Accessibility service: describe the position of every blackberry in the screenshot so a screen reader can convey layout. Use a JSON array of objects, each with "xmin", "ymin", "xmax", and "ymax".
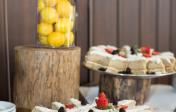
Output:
[
  {"xmin": 119, "ymin": 108, "xmax": 126, "ymax": 112},
  {"xmin": 126, "ymin": 67, "xmax": 132, "ymax": 74},
  {"xmin": 99, "ymin": 68, "xmax": 107, "ymax": 71},
  {"xmin": 111, "ymin": 50, "xmax": 119, "ymax": 55},
  {"xmin": 147, "ymin": 72, "xmax": 155, "ymax": 75},
  {"xmin": 58, "ymin": 107, "xmax": 65, "ymax": 112},
  {"xmin": 88, "ymin": 109, "xmax": 94, "ymax": 112}
]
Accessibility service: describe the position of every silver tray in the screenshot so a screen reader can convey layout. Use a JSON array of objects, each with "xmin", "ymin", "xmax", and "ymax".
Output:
[{"xmin": 84, "ymin": 62, "xmax": 176, "ymax": 79}]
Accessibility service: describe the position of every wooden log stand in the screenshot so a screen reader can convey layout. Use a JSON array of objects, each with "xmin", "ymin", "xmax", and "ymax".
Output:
[
  {"xmin": 13, "ymin": 46, "xmax": 81, "ymax": 112},
  {"xmin": 99, "ymin": 74, "xmax": 151, "ymax": 105}
]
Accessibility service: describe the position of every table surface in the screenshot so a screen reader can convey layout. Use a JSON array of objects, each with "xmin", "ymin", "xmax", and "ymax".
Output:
[{"xmin": 80, "ymin": 84, "xmax": 176, "ymax": 112}]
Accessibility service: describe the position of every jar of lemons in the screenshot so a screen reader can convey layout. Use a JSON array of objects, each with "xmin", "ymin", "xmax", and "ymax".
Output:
[{"xmin": 37, "ymin": 0, "xmax": 76, "ymax": 48}]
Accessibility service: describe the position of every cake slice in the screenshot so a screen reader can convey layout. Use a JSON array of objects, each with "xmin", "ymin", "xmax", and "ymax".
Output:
[
  {"xmin": 147, "ymin": 56, "xmax": 166, "ymax": 74},
  {"xmin": 106, "ymin": 56, "xmax": 128, "ymax": 74},
  {"xmin": 127, "ymin": 56, "xmax": 148, "ymax": 75},
  {"xmin": 160, "ymin": 52, "xmax": 176, "ymax": 73}
]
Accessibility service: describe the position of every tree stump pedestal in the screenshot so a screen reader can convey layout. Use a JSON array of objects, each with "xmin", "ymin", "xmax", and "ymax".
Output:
[
  {"xmin": 99, "ymin": 74, "xmax": 151, "ymax": 105},
  {"xmin": 13, "ymin": 46, "xmax": 81, "ymax": 112}
]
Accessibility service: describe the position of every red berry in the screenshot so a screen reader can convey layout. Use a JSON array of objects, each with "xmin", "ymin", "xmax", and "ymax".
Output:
[
  {"xmin": 143, "ymin": 53, "xmax": 151, "ymax": 58},
  {"xmin": 141, "ymin": 46, "xmax": 151, "ymax": 54},
  {"xmin": 105, "ymin": 48, "xmax": 113, "ymax": 54},
  {"xmin": 119, "ymin": 105, "xmax": 128, "ymax": 110},
  {"xmin": 99, "ymin": 92, "xmax": 106, "ymax": 98},
  {"xmin": 96, "ymin": 92, "xmax": 109, "ymax": 109},
  {"xmin": 153, "ymin": 51, "xmax": 160, "ymax": 55},
  {"xmin": 65, "ymin": 104, "xmax": 74, "ymax": 109}
]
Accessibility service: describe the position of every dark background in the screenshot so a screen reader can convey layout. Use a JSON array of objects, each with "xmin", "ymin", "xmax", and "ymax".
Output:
[{"xmin": 0, "ymin": 0, "xmax": 176, "ymax": 101}]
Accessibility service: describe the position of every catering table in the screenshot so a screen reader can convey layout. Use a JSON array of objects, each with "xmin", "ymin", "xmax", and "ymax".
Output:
[{"xmin": 80, "ymin": 84, "xmax": 176, "ymax": 112}]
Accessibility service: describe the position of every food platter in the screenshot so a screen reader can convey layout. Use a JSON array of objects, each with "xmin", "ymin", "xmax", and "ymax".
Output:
[{"xmin": 84, "ymin": 62, "xmax": 176, "ymax": 79}]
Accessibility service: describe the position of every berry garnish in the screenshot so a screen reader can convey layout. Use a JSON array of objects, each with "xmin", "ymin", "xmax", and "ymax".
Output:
[
  {"xmin": 141, "ymin": 46, "xmax": 151, "ymax": 54},
  {"xmin": 130, "ymin": 47, "xmax": 136, "ymax": 55},
  {"xmin": 58, "ymin": 107, "xmax": 65, "ymax": 112},
  {"xmin": 65, "ymin": 104, "xmax": 74, "ymax": 109},
  {"xmin": 98, "ymin": 68, "xmax": 107, "ymax": 71},
  {"xmin": 147, "ymin": 72, "xmax": 155, "ymax": 75},
  {"xmin": 112, "ymin": 50, "xmax": 119, "ymax": 55},
  {"xmin": 119, "ymin": 108, "xmax": 126, "ymax": 112},
  {"xmin": 126, "ymin": 67, "xmax": 132, "ymax": 74},
  {"xmin": 88, "ymin": 109, "xmax": 94, "ymax": 112},
  {"xmin": 96, "ymin": 92, "xmax": 109, "ymax": 109},
  {"xmin": 143, "ymin": 53, "xmax": 151, "ymax": 58},
  {"xmin": 105, "ymin": 48, "xmax": 113, "ymax": 54},
  {"xmin": 152, "ymin": 51, "xmax": 160, "ymax": 55}
]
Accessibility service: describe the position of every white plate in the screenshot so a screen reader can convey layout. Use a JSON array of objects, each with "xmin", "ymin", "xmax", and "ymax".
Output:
[{"xmin": 0, "ymin": 101, "xmax": 16, "ymax": 112}]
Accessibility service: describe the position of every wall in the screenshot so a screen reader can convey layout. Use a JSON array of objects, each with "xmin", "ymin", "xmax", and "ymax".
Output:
[{"xmin": 0, "ymin": 0, "xmax": 176, "ymax": 100}]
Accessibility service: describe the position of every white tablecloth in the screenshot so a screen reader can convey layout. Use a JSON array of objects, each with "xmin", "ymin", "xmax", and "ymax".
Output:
[{"xmin": 80, "ymin": 85, "xmax": 176, "ymax": 112}]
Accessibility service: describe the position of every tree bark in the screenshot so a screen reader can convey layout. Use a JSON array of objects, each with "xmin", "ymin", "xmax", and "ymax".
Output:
[
  {"xmin": 13, "ymin": 46, "xmax": 81, "ymax": 111},
  {"xmin": 99, "ymin": 74, "xmax": 151, "ymax": 105}
]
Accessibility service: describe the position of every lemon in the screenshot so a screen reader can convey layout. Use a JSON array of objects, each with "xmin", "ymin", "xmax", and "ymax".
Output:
[
  {"xmin": 38, "ymin": 22, "xmax": 53, "ymax": 36},
  {"xmin": 44, "ymin": 0, "xmax": 57, "ymax": 7},
  {"xmin": 38, "ymin": 0, "xmax": 45, "ymax": 12},
  {"xmin": 56, "ymin": 0, "xmax": 74, "ymax": 18},
  {"xmin": 64, "ymin": 32, "xmax": 74, "ymax": 46},
  {"xmin": 48, "ymin": 32, "xmax": 65, "ymax": 47},
  {"xmin": 38, "ymin": 35, "xmax": 48, "ymax": 45},
  {"xmin": 41, "ymin": 7, "xmax": 58, "ymax": 24},
  {"xmin": 55, "ymin": 18, "xmax": 73, "ymax": 33}
]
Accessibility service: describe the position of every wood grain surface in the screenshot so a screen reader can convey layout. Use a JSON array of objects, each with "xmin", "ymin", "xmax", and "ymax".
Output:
[
  {"xmin": 13, "ymin": 46, "xmax": 81, "ymax": 111},
  {"xmin": 99, "ymin": 74, "xmax": 151, "ymax": 105}
]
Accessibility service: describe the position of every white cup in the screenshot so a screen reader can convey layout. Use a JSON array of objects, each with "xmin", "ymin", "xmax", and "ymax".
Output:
[{"xmin": 0, "ymin": 101, "xmax": 16, "ymax": 112}]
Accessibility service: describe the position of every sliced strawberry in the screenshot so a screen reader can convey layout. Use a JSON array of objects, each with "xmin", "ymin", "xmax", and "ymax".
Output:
[
  {"xmin": 119, "ymin": 105, "xmax": 128, "ymax": 110},
  {"xmin": 105, "ymin": 48, "xmax": 113, "ymax": 54},
  {"xmin": 65, "ymin": 104, "xmax": 74, "ymax": 109},
  {"xmin": 143, "ymin": 53, "xmax": 151, "ymax": 58},
  {"xmin": 153, "ymin": 51, "xmax": 160, "ymax": 55}
]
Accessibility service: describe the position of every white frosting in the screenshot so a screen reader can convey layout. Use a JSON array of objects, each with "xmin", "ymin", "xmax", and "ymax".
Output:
[
  {"xmin": 89, "ymin": 50, "xmax": 113, "ymax": 58},
  {"xmin": 52, "ymin": 102, "xmax": 65, "ymax": 110},
  {"xmin": 148, "ymin": 56, "xmax": 162, "ymax": 64},
  {"xmin": 160, "ymin": 52, "xmax": 174, "ymax": 57},
  {"xmin": 69, "ymin": 98, "xmax": 81, "ymax": 107},
  {"xmin": 32, "ymin": 106, "xmax": 57, "ymax": 112},
  {"xmin": 127, "ymin": 55, "xmax": 146, "ymax": 61},
  {"xmin": 111, "ymin": 55, "xmax": 127, "ymax": 61}
]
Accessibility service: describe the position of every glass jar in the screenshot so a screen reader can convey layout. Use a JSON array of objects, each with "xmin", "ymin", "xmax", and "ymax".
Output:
[{"xmin": 37, "ymin": 0, "xmax": 76, "ymax": 48}]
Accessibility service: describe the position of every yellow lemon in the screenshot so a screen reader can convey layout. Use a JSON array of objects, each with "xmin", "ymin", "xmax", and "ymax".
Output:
[
  {"xmin": 56, "ymin": 0, "xmax": 74, "ymax": 18},
  {"xmin": 41, "ymin": 7, "xmax": 58, "ymax": 24},
  {"xmin": 38, "ymin": 22, "xmax": 53, "ymax": 36},
  {"xmin": 38, "ymin": 0, "xmax": 45, "ymax": 12},
  {"xmin": 38, "ymin": 35, "xmax": 48, "ymax": 45},
  {"xmin": 48, "ymin": 32, "xmax": 65, "ymax": 47},
  {"xmin": 55, "ymin": 18, "xmax": 73, "ymax": 33},
  {"xmin": 44, "ymin": 0, "xmax": 57, "ymax": 7},
  {"xmin": 64, "ymin": 32, "xmax": 74, "ymax": 46}
]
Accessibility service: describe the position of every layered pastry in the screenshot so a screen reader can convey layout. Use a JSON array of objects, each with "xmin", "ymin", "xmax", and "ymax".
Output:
[
  {"xmin": 32, "ymin": 92, "xmax": 153, "ymax": 112},
  {"xmin": 147, "ymin": 56, "xmax": 166, "ymax": 73},
  {"xmin": 84, "ymin": 45, "xmax": 115, "ymax": 70},
  {"xmin": 84, "ymin": 45, "xmax": 176, "ymax": 75}
]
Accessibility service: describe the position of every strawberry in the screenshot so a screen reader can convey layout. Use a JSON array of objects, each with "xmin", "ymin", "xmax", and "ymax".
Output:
[
  {"xmin": 105, "ymin": 48, "xmax": 113, "ymax": 54},
  {"xmin": 65, "ymin": 104, "xmax": 74, "ymax": 109},
  {"xmin": 141, "ymin": 46, "xmax": 151, "ymax": 54},
  {"xmin": 143, "ymin": 53, "xmax": 151, "ymax": 58},
  {"xmin": 96, "ymin": 92, "xmax": 109, "ymax": 109},
  {"xmin": 152, "ymin": 51, "xmax": 160, "ymax": 55},
  {"xmin": 98, "ymin": 92, "xmax": 106, "ymax": 98}
]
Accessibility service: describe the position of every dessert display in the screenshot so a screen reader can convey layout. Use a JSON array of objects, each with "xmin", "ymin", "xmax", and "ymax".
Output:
[
  {"xmin": 84, "ymin": 45, "xmax": 176, "ymax": 76},
  {"xmin": 32, "ymin": 92, "xmax": 153, "ymax": 112},
  {"xmin": 37, "ymin": 0, "xmax": 76, "ymax": 48}
]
